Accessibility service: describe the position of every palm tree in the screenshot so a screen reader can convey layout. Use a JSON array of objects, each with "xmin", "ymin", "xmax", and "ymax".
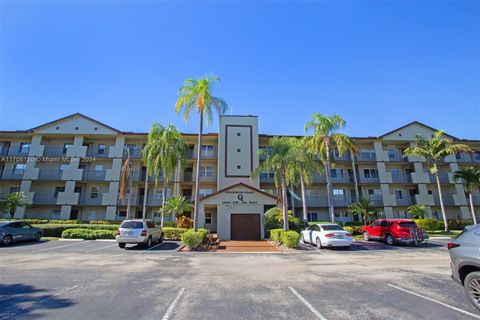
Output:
[
  {"xmin": 0, "ymin": 192, "xmax": 31, "ymax": 219},
  {"xmin": 286, "ymin": 137, "xmax": 323, "ymax": 226},
  {"xmin": 119, "ymin": 147, "xmax": 133, "ymax": 219},
  {"xmin": 175, "ymin": 75, "xmax": 228, "ymax": 231},
  {"xmin": 348, "ymin": 197, "xmax": 378, "ymax": 225},
  {"xmin": 143, "ymin": 123, "xmax": 189, "ymax": 226},
  {"xmin": 407, "ymin": 204, "xmax": 428, "ymax": 219},
  {"xmin": 305, "ymin": 113, "xmax": 355, "ymax": 223},
  {"xmin": 252, "ymin": 137, "xmax": 292, "ymax": 230},
  {"xmin": 163, "ymin": 195, "xmax": 192, "ymax": 224},
  {"xmin": 403, "ymin": 130, "xmax": 471, "ymax": 231},
  {"xmin": 454, "ymin": 167, "xmax": 480, "ymax": 225}
]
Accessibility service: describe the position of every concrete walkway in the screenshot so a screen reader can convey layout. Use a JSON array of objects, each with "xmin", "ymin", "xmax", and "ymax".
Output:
[{"xmin": 217, "ymin": 240, "xmax": 280, "ymax": 252}]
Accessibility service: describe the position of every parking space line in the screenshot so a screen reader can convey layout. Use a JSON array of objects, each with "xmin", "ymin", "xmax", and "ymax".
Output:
[
  {"xmin": 387, "ymin": 284, "xmax": 480, "ymax": 319},
  {"xmin": 0, "ymin": 285, "xmax": 78, "ymax": 320},
  {"xmin": 84, "ymin": 244, "xmax": 117, "ymax": 253},
  {"xmin": 141, "ymin": 242, "xmax": 165, "ymax": 253},
  {"xmin": 161, "ymin": 287, "xmax": 185, "ymax": 320},
  {"xmin": 288, "ymin": 286, "xmax": 328, "ymax": 320},
  {"xmin": 31, "ymin": 242, "xmax": 84, "ymax": 253}
]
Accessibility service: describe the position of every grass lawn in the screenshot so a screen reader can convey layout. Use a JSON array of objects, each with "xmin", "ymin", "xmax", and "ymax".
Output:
[
  {"xmin": 41, "ymin": 237, "xmax": 59, "ymax": 240},
  {"xmin": 352, "ymin": 235, "xmax": 364, "ymax": 240},
  {"xmin": 426, "ymin": 230, "xmax": 462, "ymax": 238}
]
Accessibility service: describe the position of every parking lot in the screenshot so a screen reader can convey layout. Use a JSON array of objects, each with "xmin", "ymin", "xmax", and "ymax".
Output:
[{"xmin": 1, "ymin": 238, "xmax": 479, "ymax": 320}]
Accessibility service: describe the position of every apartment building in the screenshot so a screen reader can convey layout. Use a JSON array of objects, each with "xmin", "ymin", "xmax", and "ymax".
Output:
[{"xmin": 0, "ymin": 113, "xmax": 479, "ymax": 240}]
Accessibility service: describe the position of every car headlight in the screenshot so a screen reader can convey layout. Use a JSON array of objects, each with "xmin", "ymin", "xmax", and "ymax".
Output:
[{"xmin": 0, "ymin": 231, "xmax": 5, "ymax": 236}]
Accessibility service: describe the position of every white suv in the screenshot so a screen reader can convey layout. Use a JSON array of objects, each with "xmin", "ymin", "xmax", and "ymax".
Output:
[{"xmin": 116, "ymin": 219, "xmax": 163, "ymax": 249}]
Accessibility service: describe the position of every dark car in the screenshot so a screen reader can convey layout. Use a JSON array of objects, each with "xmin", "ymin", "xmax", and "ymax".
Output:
[
  {"xmin": 360, "ymin": 219, "xmax": 427, "ymax": 245},
  {"xmin": 448, "ymin": 224, "xmax": 480, "ymax": 311},
  {"xmin": 0, "ymin": 221, "xmax": 43, "ymax": 245}
]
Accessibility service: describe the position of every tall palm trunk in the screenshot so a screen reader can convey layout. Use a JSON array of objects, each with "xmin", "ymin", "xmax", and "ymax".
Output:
[
  {"xmin": 350, "ymin": 150, "xmax": 359, "ymax": 201},
  {"xmin": 193, "ymin": 112, "xmax": 204, "ymax": 231},
  {"xmin": 142, "ymin": 167, "xmax": 149, "ymax": 220},
  {"xmin": 127, "ymin": 174, "xmax": 132, "ymax": 219},
  {"xmin": 300, "ymin": 173, "xmax": 308, "ymax": 226},
  {"xmin": 469, "ymin": 192, "xmax": 478, "ymax": 225},
  {"xmin": 433, "ymin": 164, "xmax": 448, "ymax": 231},
  {"xmin": 325, "ymin": 143, "xmax": 335, "ymax": 223},
  {"xmin": 281, "ymin": 169, "xmax": 289, "ymax": 231},
  {"xmin": 161, "ymin": 170, "xmax": 167, "ymax": 227}
]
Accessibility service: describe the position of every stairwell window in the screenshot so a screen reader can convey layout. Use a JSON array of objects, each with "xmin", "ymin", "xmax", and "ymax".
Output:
[
  {"xmin": 19, "ymin": 143, "xmax": 30, "ymax": 154},
  {"xmin": 388, "ymin": 149, "xmax": 396, "ymax": 159},
  {"xmin": 98, "ymin": 144, "xmax": 106, "ymax": 154},
  {"xmin": 395, "ymin": 190, "xmax": 403, "ymax": 200},
  {"xmin": 205, "ymin": 212, "xmax": 212, "ymax": 224},
  {"xmin": 91, "ymin": 187, "xmax": 99, "ymax": 198}
]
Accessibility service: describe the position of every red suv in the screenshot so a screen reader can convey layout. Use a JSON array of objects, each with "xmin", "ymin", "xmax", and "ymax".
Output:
[{"xmin": 360, "ymin": 219, "xmax": 427, "ymax": 245}]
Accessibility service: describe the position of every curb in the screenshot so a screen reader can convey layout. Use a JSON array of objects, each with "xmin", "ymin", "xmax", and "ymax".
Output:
[
  {"xmin": 58, "ymin": 238, "xmax": 84, "ymax": 242},
  {"xmin": 428, "ymin": 237, "xmax": 453, "ymax": 240},
  {"xmin": 95, "ymin": 239, "xmax": 116, "ymax": 242}
]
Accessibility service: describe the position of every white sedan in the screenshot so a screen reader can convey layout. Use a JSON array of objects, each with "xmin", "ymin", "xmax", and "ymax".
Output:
[{"xmin": 300, "ymin": 223, "xmax": 353, "ymax": 249}]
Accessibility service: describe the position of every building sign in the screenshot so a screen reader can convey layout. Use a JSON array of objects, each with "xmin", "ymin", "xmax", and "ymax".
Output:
[
  {"xmin": 222, "ymin": 190, "xmax": 258, "ymax": 205},
  {"xmin": 0, "ymin": 156, "xmax": 96, "ymax": 164}
]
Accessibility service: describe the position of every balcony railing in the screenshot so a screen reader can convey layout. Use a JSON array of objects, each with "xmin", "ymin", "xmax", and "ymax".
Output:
[
  {"xmin": 128, "ymin": 148, "xmax": 143, "ymax": 159},
  {"xmin": 80, "ymin": 195, "xmax": 103, "ymax": 205},
  {"xmin": 391, "ymin": 173, "xmax": 413, "ymax": 184},
  {"xmin": 368, "ymin": 196, "xmax": 383, "ymax": 206},
  {"xmin": 433, "ymin": 194, "xmax": 455, "ymax": 206},
  {"xmin": 456, "ymin": 153, "xmax": 480, "ymax": 163},
  {"xmin": 395, "ymin": 197, "xmax": 415, "ymax": 206},
  {"xmin": 294, "ymin": 196, "xmax": 354, "ymax": 207},
  {"xmin": 33, "ymin": 193, "xmax": 58, "ymax": 205},
  {"xmin": 43, "ymin": 147, "xmax": 67, "ymax": 157},
  {"xmin": 429, "ymin": 174, "xmax": 450, "ymax": 184},
  {"xmin": 472, "ymin": 196, "xmax": 480, "ymax": 205},
  {"xmin": 0, "ymin": 171, "xmax": 24, "ymax": 180},
  {"xmin": 333, "ymin": 154, "xmax": 351, "ymax": 161},
  {"xmin": 388, "ymin": 155, "xmax": 408, "ymax": 162},
  {"xmin": 260, "ymin": 173, "xmax": 275, "ymax": 183},
  {"xmin": 331, "ymin": 176, "xmax": 354, "ymax": 184},
  {"xmin": 7, "ymin": 148, "xmax": 30, "ymax": 156},
  {"xmin": 360, "ymin": 176, "xmax": 380, "ymax": 183},
  {"xmin": 38, "ymin": 170, "xmax": 63, "ymax": 180},
  {"xmin": 357, "ymin": 153, "xmax": 376, "ymax": 161},
  {"xmin": 188, "ymin": 149, "xmax": 218, "ymax": 159},
  {"xmin": 86, "ymin": 148, "xmax": 109, "ymax": 158},
  {"xmin": 181, "ymin": 172, "xmax": 216, "ymax": 182},
  {"xmin": 83, "ymin": 170, "xmax": 106, "ymax": 181},
  {"xmin": 313, "ymin": 174, "xmax": 326, "ymax": 183}
]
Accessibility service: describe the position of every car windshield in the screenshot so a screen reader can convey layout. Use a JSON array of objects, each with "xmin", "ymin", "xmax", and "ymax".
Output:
[
  {"xmin": 321, "ymin": 225, "xmax": 344, "ymax": 231},
  {"xmin": 398, "ymin": 222, "xmax": 417, "ymax": 228},
  {"xmin": 120, "ymin": 221, "xmax": 144, "ymax": 229}
]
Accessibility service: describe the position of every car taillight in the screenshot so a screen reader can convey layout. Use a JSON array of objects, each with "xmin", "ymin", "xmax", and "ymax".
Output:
[
  {"xmin": 447, "ymin": 243, "xmax": 460, "ymax": 250},
  {"xmin": 324, "ymin": 233, "xmax": 335, "ymax": 237},
  {"xmin": 115, "ymin": 229, "xmax": 120, "ymax": 236},
  {"xmin": 141, "ymin": 230, "xmax": 147, "ymax": 236}
]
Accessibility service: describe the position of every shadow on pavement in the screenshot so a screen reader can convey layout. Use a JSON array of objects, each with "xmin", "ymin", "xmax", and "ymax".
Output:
[
  {"xmin": 124, "ymin": 241, "xmax": 180, "ymax": 251},
  {"xmin": 0, "ymin": 283, "xmax": 74, "ymax": 319},
  {"xmin": 0, "ymin": 240, "xmax": 49, "ymax": 249}
]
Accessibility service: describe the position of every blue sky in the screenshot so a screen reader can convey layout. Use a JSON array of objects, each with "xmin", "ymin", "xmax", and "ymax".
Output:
[{"xmin": 0, "ymin": 1, "xmax": 479, "ymax": 139}]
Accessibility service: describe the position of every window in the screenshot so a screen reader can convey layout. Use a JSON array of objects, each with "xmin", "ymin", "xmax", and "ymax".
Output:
[
  {"xmin": 363, "ymin": 169, "xmax": 378, "ymax": 179},
  {"xmin": 9, "ymin": 186, "xmax": 20, "ymax": 193},
  {"xmin": 199, "ymin": 189, "xmax": 213, "ymax": 197},
  {"xmin": 91, "ymin": 187, "xmax": 99, "ymax": 198},
  {"xmin": 427, "ymin": 189, "xmax": 433, "ymax": 195},
  {"xmin": 391, "ymin": 168, "xmax": 400, "ymax": 175},
  {"xmin": 475, "ymin": 151, "xmax": 480, "ymax": 160},
  {"xmin": 395, "ymin": 190, "xmax": 403, "ymax": 200},
  {"xmin": 201, "ymin": 145, "xmax": 214, "ymax": 151},
  {"xmin": 368, "ymin": 189, "xmax": 382, "ymax": 196},
  {"xmin": 13, "ymin": 164, "xmax": 26, "ymax": 174},
  {"xmin": 20, "ymin": 222, "xmax": 32, "ymax": 229},
  {"xmin": 330, "ymin": 168, "xmax": 344, "ymax": 178},
  {"xmin": 321, "ymin": 225, "xmax": 344, "ymax": 231},
  {"xmin": 154, "ymin": 188, "xmax": 170, "ymax": 200},
  {"xmin": 54, "ymin": 186, "xmax": 65, "ymax": 198},
  {"xmin": 307, "ymin": 212, "xmax": 318, "ymax": 222},
  {"xmin": 455, "ymin": 153, "xmax": 461, "ymax": 160},
  {"xmin": 126, "ymin": 144, "xmax": 136, "ymax": 152},
  {"xmin": 120, "ymin": 220, "xmax": 143, "ymax": 229},
  {"xmin": 200, "ymin": 166, "xmax": 213, "ymax": 177},
  {"xmin": 94, "ymin": 165, "xmax": 104, "ymax": 172},
  {"xmin": 360, "ymin": 149, "xmax": 375, "ymax": 159},
  {"xmin": 98, "ymin": 144, "xmax": 106, "ymax": 154},
  {"xmin": 19, "ymin": 143, "xmax": 30, "ymax": 154},
  {"xmin": 60, "ymin": 164, "xmax": 69, "ymax": 171},
  {"xmin": 63, "ymin": 143, "xmax": 72, "ymax": 154},
  {"xmin": 333, "ymin": 189, "xmax": 345, "ymax": 196},
  {"xmin": 388, "ymin": 149, "xmax": 396, "ymax": 159},
  {"xmin": 205, "ymin": 212, "xmax": 212, "ymax": 224}
]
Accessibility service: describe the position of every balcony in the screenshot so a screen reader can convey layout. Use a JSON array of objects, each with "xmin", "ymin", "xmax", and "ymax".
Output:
[
  {"xmin": 80, "ymin": 195, "xmax": 103, "ymax": 205},
  {"xmin": 456, "ymin": 153, "xmax": 480, "ymax": 163},
  {"xmin": 368, "ymin": 196, "xmax": 383, "ymax": 206},
  {"xmin": 360, "ymin": 176, "xmax": 380, "ymax": 184},
  {"xmin": 429, "ymin": 174, "xmax": 450, "ymax": 184},
  {"xmin": 433, "ymin": 194, "xmax": 455, "ymax": 206},
  {"xmin": 128, "ymin": 148, "xmax": 143, "ymax": 159},
  {"xmin": 357, "ymin": 153, "xmax": 376, "ymax": 161},
  {"xmin": 83, "ymin": 170, "xmax": 106, "ymax": 181},
  {"xmin": 38, "ymin": 170, "xmax": 63, "ymax": 180},
  {"xmin": 391, "ymin": 173, "xmax": 413, "ymax": 184},
  {"xmin": 183, "ymin": 172, "xmax": 193, "ymax": 182},
  {"xmin": 0, "ymin": 170, "xmax": 24, "ymax": 180},
  {"xmin": 395, "ymin": 197, "xmax": 415, "ymax": 206},
  {"xmin": 333, "ymin": 154, "xmax": 351, "ymax": 161},
  {"xmin": 7, "ymin": 148, "xmax": 30, "ymax": 156},
  {"xmin": 181, "ymin": 172, "xmax": 216, "ymax": 182},
  {"xmin": 188, "ymin": 149, "xmax": 218, "ymax": 160},
  {"xmin": 388, "ymin": 155, "xmax": 408, "ymax": 162},
  {"xmin": 33, "ymin": 192, "xmax": 58, "ymax": 205},
  {"xmin": 43, "ymin": 147, "xmax": 67, "ymax": 157},
  {"xmin": 294, "ymin": 196, "xmax": 353, "ymax": 207},
  {"xmin": 86, "ymin": 148, "xmax": 109, "ymax": 158},
  {"xmin": 260, "ymin": 173, "xmax": 275, "ymax": 183},
  {"xmin": 313, "ymin": 174, "xmax": 326, "ymax": 184},
  {"xmin": 331, "ymin": 176, "xmax": 353, "ymax": 184}
]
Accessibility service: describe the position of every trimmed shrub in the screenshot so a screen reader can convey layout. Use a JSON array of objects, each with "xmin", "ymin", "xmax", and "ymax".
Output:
[
  {"xmin": 178, "ymin": 216, "xmax": 193, "ymax": 229},
  {"xmin": 448, "ymin": 219, "xmax": 473, "ymax": 230},
  {"xmin": 89, "ymin": 220, "xmax": 120, "ymax": 225},
  {"xmin": 181, "ymin": 230, "xmax": 203, "ymax": 249},
  {"xmin": 344, "ymin": 225, "xmax": 362, "ymax": 235},
  {"xmin": 413, "ymin": 219, "xmax": 440, "ymax": 232},
  {"xmin": 163, "ymin": 227, "xmax": 188, "ymax": 240},
  {"xmin": 264, "ymin": 208, "xmax": 302, "ymax": 237},
  {"xmin": 163, "ymin": 221, "xmax": 177, "ymax": 228},
  {"xmin": 36, "ymin": 224, "xmax": 118, "ymax": 237},
  {"xmin": 438, "ymin": 220, "xmax": 445, "ymax": 231},
  {"xmin": 344, "ymin": 221, "xmax": 364, "ymax": 227},
  {"xmin": 269, "ymin": 229, "xmax": 284, "ymax": 244},
  {"xmin": 197, "ymin": 228, "xmax": 209, "ymax": 243},
  {"xmin": 280, "ymin": 230, "xmax": 300, "ymax": 248},
  {"xmin": 92, "ymin": 230, "xmax": 116, "ymax": 239},
  {"xmin": 61, "ymin": 228, "xmax": 115, "ymax": 239}
]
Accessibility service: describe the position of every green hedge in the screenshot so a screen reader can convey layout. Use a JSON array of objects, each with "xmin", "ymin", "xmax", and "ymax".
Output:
[
  {"xmin": 344, "ymin": 225, "xmax": 362, "ymax": 235},
  {"xmin": 36, "ymin": 224, "xmax": 118, "ymax": 237},
  {"xmin": 163, "ymin": 221, "xmax": 177, "ymax": 228},
  {"xmin": 181, "ymin": 230, "xmax": 203, "ymax": 249},
  {"xmin": 269, "ymin": 229, "xmax": 284, "ymax": 243},
  {"xmin": 413, "ymin": 219, "xmax": 439, "ymax": 232},
  {"xmin": 307, "ymin": 221, "xmax": 332, "ymax": 226},
  {"xmin": 163, "ymin": 227, "xmax": 188, "ymax": 240},
  {"xmin": 61, "ymin": 228, "xmax": 115, "ymax": 240},
  {"xmin": 280, "ymin": 231, "xmax": 301, "ymax": 248}
]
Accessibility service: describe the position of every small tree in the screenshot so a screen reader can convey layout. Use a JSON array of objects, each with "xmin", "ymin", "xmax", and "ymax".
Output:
[
  {"xmin": 454, "ymin": 167, "xmax": 480, "ymax": 225},
  {"xmin": 163, "ymin": 195, "xmax": 192, "ymax": 224},
  {"xmin": 407, "ymin": 204, "xmax": 429, "ymax": 219},
  {"xmin": 348, "ymin": 197, "xmax": 378, "ymax": 225},
  {"xmin": 0, "ymin": 192, "xmax": 31, "ymax": 219}
]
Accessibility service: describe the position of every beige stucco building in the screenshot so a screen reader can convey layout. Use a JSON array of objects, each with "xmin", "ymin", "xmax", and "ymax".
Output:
[{"xmin": 1, "ymin": 113, "xmax": 479, "ymax": 240}]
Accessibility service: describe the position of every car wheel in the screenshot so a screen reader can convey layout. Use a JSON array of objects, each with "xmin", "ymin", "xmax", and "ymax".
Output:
[
  {"xmin": 2, "ymin": 235, "xmax": 13, "ymax": 246},
  {"xmin": 158, "ymin": 233, "xmax": 163, "ymax": 244},
  {"xmin": 464, "ymin": 271, "xmax": 480, "ymax": 311},
  {"xmin": 385, "ymin": 234, "xmax": 394, "ymax": 246},
  {"xmin": 34, "ymin": 232, "xmax": 42, "ymax": 241},
  {"xmin": 146, "ymin": 237, "xmax": 152, "ymax": 248},
  {"xmin": 118, "ymin": 243, "xmax": 126, "ymax": 249},
  {"xmin": 363, "ymin": 231, "xmax": 370, "ymax": 241},
  {"xmin": 316, "ymin": 237, "xmax": 323, "ymax": 249},
  {"xmin": 300, "ymin": 234, "xmax": 305, "ymax": 244}
]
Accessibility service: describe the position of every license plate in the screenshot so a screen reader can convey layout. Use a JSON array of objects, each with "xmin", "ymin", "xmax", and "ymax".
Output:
[
  {"xmin": 334, "ymin": 235, "xmax": 344, "ymax": 239},
  {"xmin": 125, "ymin": 231, "xmax": 133, "ymax": 236}
]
